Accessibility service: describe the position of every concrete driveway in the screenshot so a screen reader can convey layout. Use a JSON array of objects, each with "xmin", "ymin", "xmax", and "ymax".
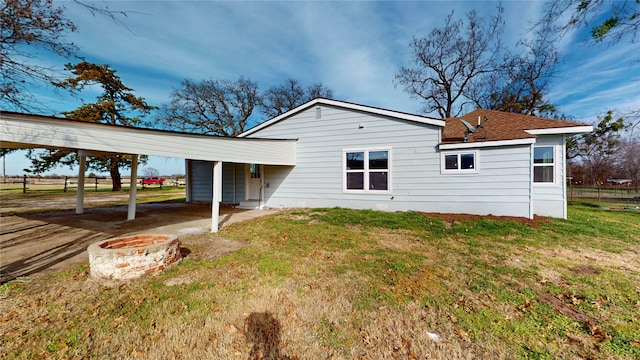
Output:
[{"xmin": 0, "ymin": 203, "xmax": 278, "ymax": 283}]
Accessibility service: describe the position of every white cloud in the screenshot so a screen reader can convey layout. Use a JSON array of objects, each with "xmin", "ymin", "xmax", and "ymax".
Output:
[{"xmin": 10, "ymin": 0, "xmax": 637, "ymax": 175}]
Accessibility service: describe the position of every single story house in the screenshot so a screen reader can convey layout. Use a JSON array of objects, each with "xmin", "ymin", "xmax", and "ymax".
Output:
[
  {"xmin": 1, "ymin": 99, "xmax": 592, "ymax": 232},
  {"xmin": 187, "ymin": 98, "xmax": 592, "ymax": 220}
]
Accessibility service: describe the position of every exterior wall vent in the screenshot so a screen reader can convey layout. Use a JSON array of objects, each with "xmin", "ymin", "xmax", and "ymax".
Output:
[{"xmin": 315, "ymin": 106, "xmax": 321, "ymax": 119}]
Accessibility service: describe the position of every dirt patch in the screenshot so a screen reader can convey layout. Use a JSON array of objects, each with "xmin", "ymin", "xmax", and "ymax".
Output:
[
  {"xmin": 539, "ymin": 293, "xmax": 597, "ymax": 325},
  {"xmin": 568, "ymin": 265, "xmax": 602, "ymax": 275},
  {"xmin": 417, "ymin": 212, "xmax": 547, "ymax": 227},
  {"xmin": 538, "ymin": 293, "xmax": 608, "ymax": 342},
  {"xmin": 179, "ymin": 233, "xmax": 247, "ymax": 260}
]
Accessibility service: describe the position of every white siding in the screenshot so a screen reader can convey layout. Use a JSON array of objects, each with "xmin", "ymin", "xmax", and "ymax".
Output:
[
  {"xmin": 532, "ymin": 135, "xmax": 567, "ymax": 218},
  {"xmin": 249, "ymin": 104, "xmax": 533, "ymax": 217}
]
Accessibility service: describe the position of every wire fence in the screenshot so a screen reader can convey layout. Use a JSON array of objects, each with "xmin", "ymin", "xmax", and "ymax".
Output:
[
  {"xmin": 568, "ymin": 184, "xmax": 640, "ymax": 202},
  {"xmin": 0, "ymin": 176, "xmax": 185, "ymax": 193},
  {"xmin": 2, "ymin": 177, "xmax": 637, "ymax": 202}
]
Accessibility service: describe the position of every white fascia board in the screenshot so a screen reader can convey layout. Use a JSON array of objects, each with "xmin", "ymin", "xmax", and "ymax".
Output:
[
  {"xmin": 0, "ymin": 114, "xmax": 297, "ymax": 165},
  {"xmin": 526, "ymin": 126, "xmax": 593, "ymax": 135},
  {"xmin": 238, "ymin": 100, "xmax": 316, "ymax": 137},
  {"xmin": 320, "ymin": 99, "xmax": 445, "ymax": 127},
  {"xmin": 238, "ymin": 98, "xmax": 444, "ymax": 137},
  {"xmin": 439, "ymin": 138, "xmax": 536, "ymax": 150}
]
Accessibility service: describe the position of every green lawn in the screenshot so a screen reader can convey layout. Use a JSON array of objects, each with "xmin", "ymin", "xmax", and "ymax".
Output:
[{"xmin": 1, "ymin": 200, "xmax": 638, "ymax": 359}]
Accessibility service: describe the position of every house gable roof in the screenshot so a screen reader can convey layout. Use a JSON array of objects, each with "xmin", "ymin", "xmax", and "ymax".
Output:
[
  {"xmin": 441, "ymin": 109, "xmax": 593, "ymax": 146},
  {"xmin": 238, "ymin": 98, "xmax": 445, "ymax": 137}
]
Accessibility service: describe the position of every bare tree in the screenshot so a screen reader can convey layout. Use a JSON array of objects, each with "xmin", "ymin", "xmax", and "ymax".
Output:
[
  {"xmin": 158, "ymin": 77, "xmax": 260, "ymax": 136},
  {"xmin": 542, "ymin": 0, "xmax": 640, "ymax": 44},
  {"xmin": 260, "ymin": 79, "xmax": 334, "ymax": 119},
  {"xmin": 569, "ymin": 111, "xmax": 625, "ymax": 189},
  {"xmin": 0, "ymin": 0, "xmax": 135, "ymax": 113},
  {"xmin": 621, "ymin": 109, "xmax": 640, "ymax": 140},
  {"xmin": 617, "ymin": 139, "xmax": 640, "ymax": 192},
  {"xmin": 306, "ymin": 83, "xmax": 334, "ymax": 101},
  {"xmin": 143, "ymin": 167, "xmax": 159, "ymax": 178},
  {"xmin": 476, "ymin": 22, "xmax": 560, "ymax": 117},
  {"xmin": 1, "ymin": 0, "xmax": 77, "ymax": 112},
  {"xmin": 541, "ymin": 1, "xmax": 640, "ymax": 133},
  {"xmin": 395, "ymin": 6, "xmax": 507, "ymax": 118}
]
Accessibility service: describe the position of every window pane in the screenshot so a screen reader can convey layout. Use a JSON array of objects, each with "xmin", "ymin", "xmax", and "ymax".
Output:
[
  {"xmin": 534, "ymin": 166, "xmax": 554, "ymax": 183},
  {"xmin": 461, "ymin": 153, "xmax": 475, "ymax": 169},
  {"xmin": 346, "ymin": 152, "xmax": 364, "ymax": 170},
  {"xmin": 250, "ymin": 164, "xmax": 260, "ymax": 178},
  {"xmin": 534, "ymin": 147, "xmax": 554, "ymax": 164},
  {"xmin": 346, "ymin": 172, "xmax": 364, "ymax": 189},
  {"xmin": 445, "ymin": 154, "xmax": 458, "ymax": 170},
  {"xmin": 369, "ymin": 172, "xmax": 388, "ymax": 190},
  {"xmin": 369, "ymin": 151, "xmax": 388, "ymax": 170}
]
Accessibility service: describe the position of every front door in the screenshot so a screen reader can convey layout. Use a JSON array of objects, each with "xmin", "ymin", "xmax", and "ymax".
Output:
[{"xmin": 246, "ymin": 163, "xmax": 262, "ymax": 200}]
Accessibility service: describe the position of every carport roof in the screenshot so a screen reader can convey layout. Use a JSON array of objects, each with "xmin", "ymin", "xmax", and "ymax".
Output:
[{"xmin": 0, "ymin": 112, "xmax": 296, "ymax": 165}]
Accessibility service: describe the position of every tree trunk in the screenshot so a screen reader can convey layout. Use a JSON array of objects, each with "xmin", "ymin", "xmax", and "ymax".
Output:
[{"xmin": 109, "ymin": 157, "xmax": 122, "ymax": 192}]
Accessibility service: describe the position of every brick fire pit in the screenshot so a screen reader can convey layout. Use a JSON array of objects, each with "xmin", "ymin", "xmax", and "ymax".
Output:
[{"xmin": 88, "ymin": 234, "xmax": 181, "ymax": 280}]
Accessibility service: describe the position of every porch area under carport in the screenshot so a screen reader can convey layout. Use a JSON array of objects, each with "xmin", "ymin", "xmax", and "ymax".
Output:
[
  {"xmin": 0, "ymin": 201, "xmax": 280, "ymax": 283},
  {"xmin": 0, "ymin": 112, "xmax": 296, "ymax": 232}
]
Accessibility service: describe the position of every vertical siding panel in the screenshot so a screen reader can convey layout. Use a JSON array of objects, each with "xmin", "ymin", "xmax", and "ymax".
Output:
[
  {"xmin": 191, "ymin": 161, "xmax": 246, "ymax": 204},
  {"xmin": 191, "ymin": 160, "xmax": 213, "ymax": 202}
]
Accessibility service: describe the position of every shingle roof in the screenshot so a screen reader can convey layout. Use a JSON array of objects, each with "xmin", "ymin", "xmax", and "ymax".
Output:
[{"xmin": 442, "ymin": 109, "xmax": 591, "ymax": 144}]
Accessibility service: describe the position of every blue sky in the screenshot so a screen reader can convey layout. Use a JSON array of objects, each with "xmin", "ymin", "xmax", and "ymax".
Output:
[{"xmin": 4, "ymin": 0, "xmax": 639, "ymax": 176}]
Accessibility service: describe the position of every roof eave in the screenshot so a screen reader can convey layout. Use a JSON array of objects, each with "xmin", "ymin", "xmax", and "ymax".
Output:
[
  {"xmin": 439, "ymin": 138, "xmax": 537, "ymax": 150},
  {"xmin": 525, "ymin": 126, "xmax": 593, "ymax": 135}
]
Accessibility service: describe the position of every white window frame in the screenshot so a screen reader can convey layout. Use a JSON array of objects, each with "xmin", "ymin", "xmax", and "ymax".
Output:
[
  {"xmin": 533, "ymin": 145, "xmax": 557, "ymax": 185},
  {"xmin": 343, "ymin": 148, "xmax": 392, "ymax": 193},
  {"xmin": 440, "ymin": 150, "xmax": 479, "ymax": 174}
]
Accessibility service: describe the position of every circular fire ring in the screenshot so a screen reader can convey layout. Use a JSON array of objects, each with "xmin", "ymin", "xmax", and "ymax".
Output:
[{"xmin": 88, "ymin": 234, "xmax": 181, "ymax": 280}]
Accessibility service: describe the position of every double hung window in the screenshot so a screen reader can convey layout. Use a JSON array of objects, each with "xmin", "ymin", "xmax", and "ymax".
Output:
[
  {"xmin": 533, "ymin": 146, "xmax": 555, "ymax": 183},
  {"xmin": 344, "ymin": 149, "xmax": 390, "ymax": 192}
]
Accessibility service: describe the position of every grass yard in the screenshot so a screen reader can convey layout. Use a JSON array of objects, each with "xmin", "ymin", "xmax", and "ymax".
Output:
[{"xmin": 1, "ymin": 201, "xmax": 638, "ymax": 359}]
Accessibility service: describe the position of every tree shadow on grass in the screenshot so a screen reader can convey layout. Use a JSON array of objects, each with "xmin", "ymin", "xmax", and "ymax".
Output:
[{"xmin": 244, "ymin": 311, "xmax": 298, "ymax": 360}]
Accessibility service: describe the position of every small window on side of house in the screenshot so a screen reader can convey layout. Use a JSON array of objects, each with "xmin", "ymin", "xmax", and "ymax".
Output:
[
  {"xmin": 533, "ymin": 146, "xmax": 555, "ymax": 184},
  {"xmin": 441, "ymin": 151, "xmax": 478, "ymax": 174}
]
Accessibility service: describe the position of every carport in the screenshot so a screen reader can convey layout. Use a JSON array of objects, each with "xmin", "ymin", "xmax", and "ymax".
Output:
[{"xmin": 0, "ymin": 112, "xmax": 296, "ymax": 232}]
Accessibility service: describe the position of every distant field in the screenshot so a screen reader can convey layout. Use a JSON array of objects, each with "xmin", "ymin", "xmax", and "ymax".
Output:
[{"xmin": 0, "ymin": 185, "xmax": 186, "ymax": 215}]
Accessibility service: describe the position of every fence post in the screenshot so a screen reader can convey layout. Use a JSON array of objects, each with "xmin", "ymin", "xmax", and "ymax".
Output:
[
  {"xmin": 64, "ymin": 176, "xmax": 68, "ymax": 193},
  {"xmin": 23, "ymin": 174, "xmax": 27, "ymax": 194}
]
